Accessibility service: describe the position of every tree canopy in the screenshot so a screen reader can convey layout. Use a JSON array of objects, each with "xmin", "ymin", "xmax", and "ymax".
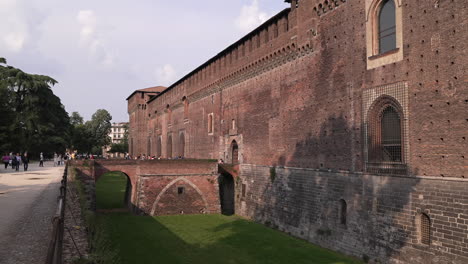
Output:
[
  {"xmin": 70, "ymin": 109, "xmax": 112, "ymax": 154},
  {"xmin": 0, "ymin": 58, "xmax": 70, "ymax": 156}
]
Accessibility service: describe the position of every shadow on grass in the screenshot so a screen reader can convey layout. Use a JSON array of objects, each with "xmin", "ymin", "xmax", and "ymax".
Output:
[{"xmin": 98, "ymin": 213, "xmax": 362, "ymax": 264}]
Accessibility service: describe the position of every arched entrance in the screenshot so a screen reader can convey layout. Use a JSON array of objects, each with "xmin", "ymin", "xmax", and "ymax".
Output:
[
  {"xmin": 219, "ymin": 173, "xmax": 235, "ymax": 215},
  {"xmin": 231, "ymin": 140, "xmax": 239, "ymax": 164},
  {"xmin": 96, "ymin": 171, "xmax": 132, "ymax": 211},
  {"xmin": 179, "ymin": 133, "xmax": 185, "ymax": 157}
]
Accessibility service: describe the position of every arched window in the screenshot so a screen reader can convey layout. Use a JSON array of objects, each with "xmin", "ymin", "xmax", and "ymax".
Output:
[
  {"xmin": 420, "ymin": 213, "xmax": 431, "ymax": 245},
  {"xmin": 366, "ymin": 0, "xmax": 403, "ymax": 69},
  {"xmin": 182, "ymin": 97, "xmax": 189, "ymax": 119},
  {"xmin": 208, "ymin": 114, "xmax": 214, "ymax": 134},
  {"xmin": 367, "ymin": 96, "xmax": 406, "ymax": 174},
  {"xmin": 378, "ymin": 0, "xmax": 396, "ymax": 54},
  {"xmin": 339, "ymin": 199, "xmax": 347, "ymax": 225},
  {"xmin": 167, "ymin": 134, "xmax": 172, "ymax": 158},
  {"xmin": 231, "ymin": 140, "xmax": 239, "ymax": 164}
]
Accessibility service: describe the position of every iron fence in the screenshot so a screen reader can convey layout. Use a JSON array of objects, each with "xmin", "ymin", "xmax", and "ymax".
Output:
[{"xmin": 45, "ymin": 163, "xmax": 68, "ymax": 264}]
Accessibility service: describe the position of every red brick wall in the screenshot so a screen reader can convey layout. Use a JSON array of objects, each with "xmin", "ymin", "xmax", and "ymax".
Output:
[
  {"xmin": 70, "ymin": 160, "xmax": 220, "ymax": 216},
  {"xmin": 126, "ymin": 0, "xmax": 467, "ymax": 262}
]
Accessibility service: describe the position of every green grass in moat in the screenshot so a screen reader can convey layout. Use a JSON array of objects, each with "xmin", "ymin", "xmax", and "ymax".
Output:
[
  {"xmin": 98, "ymin": 213, "xmax": 362, "ymax": 264},
  {"xmin": 95, "ymin": 171, "xmax": 127, "ymax": 209}
]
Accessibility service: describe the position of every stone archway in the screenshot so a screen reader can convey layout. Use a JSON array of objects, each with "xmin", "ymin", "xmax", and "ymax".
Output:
[
  {"xmin": 95, "ymin": 171, "xmax": 133, "ymax": 211},
  {"xmin": 219, "ymin": 173, "xmax": 235, "ymax": 215}
]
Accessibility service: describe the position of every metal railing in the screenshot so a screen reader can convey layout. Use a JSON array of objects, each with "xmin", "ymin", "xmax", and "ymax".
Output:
[{"xmin": 45, "ymin": 164, "xmax": 68, "ymax": 264}]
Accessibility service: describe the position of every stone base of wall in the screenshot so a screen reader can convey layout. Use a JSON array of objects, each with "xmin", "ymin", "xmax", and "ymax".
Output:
[{"xmin": 237, "ymin": 164, "xmax": 468, "ymax": 264}]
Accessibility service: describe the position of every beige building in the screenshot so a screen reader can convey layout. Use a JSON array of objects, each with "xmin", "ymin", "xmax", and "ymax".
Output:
[
  {"xmin": 110, "ymin": 122, "xmax": 128, "ymax": 144},
  {"xmin": 103, "ymin": 122, "xmax": 128, "ymax": 158}
]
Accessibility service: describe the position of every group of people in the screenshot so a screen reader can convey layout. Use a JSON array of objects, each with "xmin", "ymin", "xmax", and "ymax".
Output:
[
  {"xmin": 124, "ymin": 153, "xmax": 185, "ymax": 160},
  {"xmin": 2, "ymin": 152, "xmax": 30, "ymax": 171}
]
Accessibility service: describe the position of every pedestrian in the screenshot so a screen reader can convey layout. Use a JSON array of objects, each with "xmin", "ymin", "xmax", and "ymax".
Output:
[
  {"xmin": 53, "ymin": 153, "xmax": 58, "ymax": 166},
  {"xmin": 22, "ymin": 152, "xmax": 29, "ymax": 171},
  {"xmin": 39, "ymin": 152, "xmax": 44, "ymax": 167},
  {"xmin": 59, "ymin": 154, "xmax": 63, "ymax": 165},
  {"xmin": 15, "ymin": 153, "xmax": 21, "ymax": 171},
  {"xmin": 9, "ymin": 152, "xmax": 14, "ymax": 169},
  {"xmin": 2, "ymin": 153, "xmax": 10, "ymax": 169}
]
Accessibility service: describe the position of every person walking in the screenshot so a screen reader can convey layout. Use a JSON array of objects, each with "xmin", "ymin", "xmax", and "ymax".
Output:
[
  {"xmin": 14, "ymin": 153, "xmax": 21, "ymax": 171},
  {"xmin": 2, "ymin": 153, "xmax": 10, "ymax": 169},
  {"xmin": 9, "ymin": 152, "xmax": 14, "ymax": 170},
  {"xmin": 53, "ymin": 153, "xmax": 58, "ymax": 167},
  {"xmin": 39, "ymin": 152, "xmax": 44, "ymax": 167},
  {"xmin": 22, "ymin": 152, "xmax": 29, "ymax": 171}
]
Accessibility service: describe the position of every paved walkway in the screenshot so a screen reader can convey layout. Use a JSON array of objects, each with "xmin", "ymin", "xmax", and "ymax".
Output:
[{"xmin": 0, "ymin": 162, "xmax": 65, "ymax": 264}]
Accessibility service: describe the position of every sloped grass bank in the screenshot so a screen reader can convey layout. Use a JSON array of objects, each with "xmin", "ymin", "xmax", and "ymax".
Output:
[{"xmin": 99, "ymin": 213, "xmax": 362, "ymax": 264}]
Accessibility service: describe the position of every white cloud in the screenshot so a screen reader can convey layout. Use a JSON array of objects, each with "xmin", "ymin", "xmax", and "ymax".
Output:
[
  {"xmin": 154, "ymin": 64, "xmax": 177, "ymax": 86},
  {"xmin": 235, "ymin": 0, "xmax": 269, "ymax": 33},
  {"xmin": 0, "ymin": 0, "xmax": 29, "ymax": 52},
  {"xmin": 77, "ymin": 10, "xmax": 115, "ymax": 67}
]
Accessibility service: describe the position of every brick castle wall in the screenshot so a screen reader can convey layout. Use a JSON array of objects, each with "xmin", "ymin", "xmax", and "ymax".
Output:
[{"xmin": 126, "ymin": 0, "xmax": 467, "ymax": 262}]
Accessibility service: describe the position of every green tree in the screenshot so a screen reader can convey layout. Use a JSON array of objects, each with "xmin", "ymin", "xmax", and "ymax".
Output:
[
  {"xmin": 86, "ymin": 109, "xmax": 112, "ymax": 150},
  {"xmin": 0, "ymin": 58, "xmax": 70, "ymax": 156},
  {"xmin": 70, "ymin": 111, "xmax": 84, "ymax": 126}
]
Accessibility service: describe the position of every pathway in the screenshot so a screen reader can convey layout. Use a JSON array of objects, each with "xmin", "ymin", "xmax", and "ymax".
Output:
[{"xmin": 0, "ymin": 162, "xmax": 64, "ymax": 264}]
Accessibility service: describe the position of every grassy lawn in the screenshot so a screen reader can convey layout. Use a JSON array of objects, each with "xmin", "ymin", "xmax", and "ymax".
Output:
[
  {"xmin": 95, "ymin": 172, "xmax": 127, "ymax": 209},
  {"xmin": 99, "ymin": 213, "xmax": 362, "ymax": 264}
]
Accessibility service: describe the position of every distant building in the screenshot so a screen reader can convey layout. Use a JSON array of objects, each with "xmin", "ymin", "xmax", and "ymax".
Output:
[
  {"xmin": 109, "ymin": 122, "xmax": 128, "ymax": 144},
  {"xmin": 103, "ymin": 122, "xmax": 128, "ymax": 158}
]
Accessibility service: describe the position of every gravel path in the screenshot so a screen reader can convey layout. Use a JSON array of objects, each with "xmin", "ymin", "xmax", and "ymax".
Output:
[{"xmin": 0, "ymin": 162, "xmax": 64, "ymax": 264}]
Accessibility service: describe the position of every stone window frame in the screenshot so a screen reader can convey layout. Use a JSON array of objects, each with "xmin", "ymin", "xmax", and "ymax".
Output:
[
  {"xmin": 207, "ymin": 113, "xmax": 214, "ymax": 135},
  {"xmin": 365, "ymin": 0, "xmax": 403, "ymax": 69}
]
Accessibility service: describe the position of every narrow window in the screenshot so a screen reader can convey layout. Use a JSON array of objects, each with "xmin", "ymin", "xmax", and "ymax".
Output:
[
  {"xmin": 208, "ymin": 114, "xmax": 213, "ymax": 134},
  {"xmin": 178, "ymin": 187, "xmax": 185, "ymax": 195},
  {"xmin": 231, "ymin": 140, "xmax": 239, "ymax": 164},
  {"xmin": 231, "ymin": 119, "xmax": 236, "ymax": 130},
  {"xmin": 420, "ymin": 213, "xmax": 431, "ymax": 245},
  {"xmin": 241, "ymin": 184, "xmax": 246, "ymax": 198},
  {"xmin": 378, "ymin": 0, "xmax": 396, "ymax": 54},
  {"xmin": 339, "ymin": 199, "xmax": 347, "ymax": 225},
  {"xmin": 183, "ymin": 97, "xmax": 189, "ymax": 119}
]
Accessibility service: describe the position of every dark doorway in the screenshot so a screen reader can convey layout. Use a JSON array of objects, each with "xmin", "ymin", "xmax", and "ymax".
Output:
[
  {"xmin": 231, "ymin": 140, "xmax": 239, "ymax": 164},
  {"xmin": 219, "ymin": 173, "xmax": 235, "ymax": 215}
]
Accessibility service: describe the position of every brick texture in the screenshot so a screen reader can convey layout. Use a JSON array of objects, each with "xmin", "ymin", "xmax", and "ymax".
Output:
[{"xmin": 125, "ymin": 0, "xmax": 467, "ymax": 263}]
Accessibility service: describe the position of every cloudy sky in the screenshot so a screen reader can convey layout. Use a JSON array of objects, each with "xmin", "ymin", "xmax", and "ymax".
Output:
[{"xmin": 1, "ymin": 0, "xmax": 288, "ymax": 122}]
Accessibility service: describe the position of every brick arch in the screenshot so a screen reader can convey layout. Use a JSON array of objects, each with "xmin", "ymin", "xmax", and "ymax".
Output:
[
  {"xmin": 94, "ymin": 166, "xmax": 137, "ymax": 187},
  {"xmin": 150, "ymin": 177, "xmax": 208, "ymax": 216}
]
